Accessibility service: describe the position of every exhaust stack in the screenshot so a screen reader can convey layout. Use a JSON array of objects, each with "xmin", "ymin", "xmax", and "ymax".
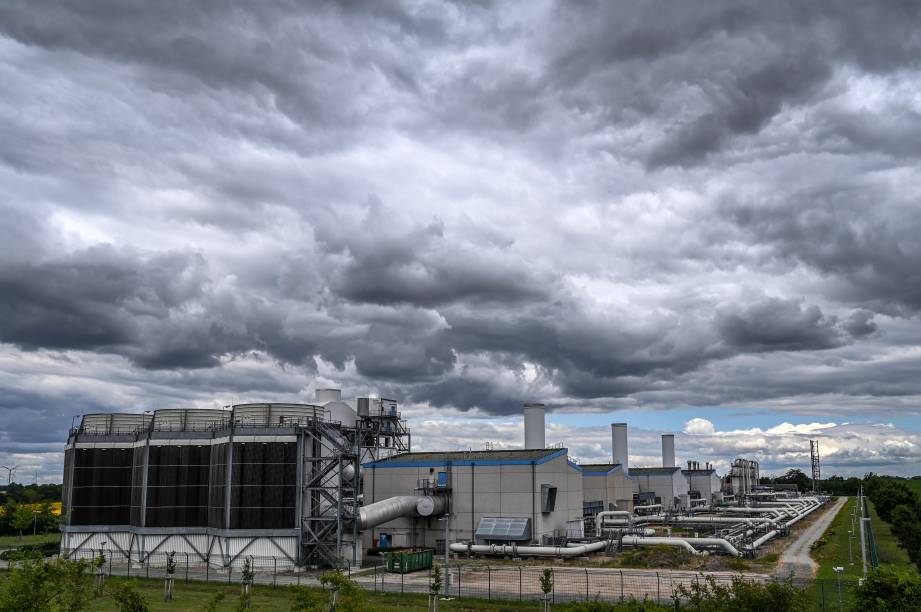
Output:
[
  {"xmin": 523, "ymin": 403, "xmax": 546, "ymax": 449},
  {"xmin": 662, "ymin": 434, "xmax": 675, "ymax": 468},
  {"xmin": 612, "ymin": 423, "xmax": 628, "ymax": 475}
]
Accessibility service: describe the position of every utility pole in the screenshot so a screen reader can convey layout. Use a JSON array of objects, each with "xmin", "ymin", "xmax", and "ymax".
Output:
[{"xmin": 858, "ymin": 486, "xmax": 868, "ymax": 577}]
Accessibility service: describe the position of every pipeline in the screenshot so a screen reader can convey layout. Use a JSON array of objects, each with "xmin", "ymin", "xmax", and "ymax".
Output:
[
  {"xmin": 621, "ymin": 536, "xmax": 701, "ymax": 556},
  {"xmin": 449, "ymin": 540, "xmax": 608, "ymax": 558},
  {"xmin": 358, "ymin": 495, "xmax": 446, "ymax": 530}
]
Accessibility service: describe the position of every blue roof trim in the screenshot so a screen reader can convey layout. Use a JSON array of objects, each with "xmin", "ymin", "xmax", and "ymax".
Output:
[
  {"xmin": 363, "ymin": 447, "xmax": 569, "ymax": 469},
  {"xmin": 567, "ymin": 460, "xmax": 583, "ymax": 472}
]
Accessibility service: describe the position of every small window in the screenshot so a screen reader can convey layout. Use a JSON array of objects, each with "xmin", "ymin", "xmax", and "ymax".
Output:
[{"xmin": 541, "ymin": 484, "xmax": 557, "ymax": 513}]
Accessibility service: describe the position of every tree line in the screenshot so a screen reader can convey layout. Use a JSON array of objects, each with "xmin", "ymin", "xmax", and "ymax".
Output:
[
  {"xmin": 0, "ymin": 484, "xmax": 61, "ymax": 538},
  {"xmin": 864, "ymin": 474, "xmax": 921, "ymax": 571}
]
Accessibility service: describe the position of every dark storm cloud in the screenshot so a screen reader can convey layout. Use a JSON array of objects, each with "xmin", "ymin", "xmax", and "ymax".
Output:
[
  {"xmin": 1, "ymin": 0, "xmax": 921, "ymax": 469},
  {"xmin": 716, "ymin": 297, "xmax": 855, "ymax": 352},
  {"xmin": 723, "ymin": 191, "xmax": 921, "ymax": 315}
]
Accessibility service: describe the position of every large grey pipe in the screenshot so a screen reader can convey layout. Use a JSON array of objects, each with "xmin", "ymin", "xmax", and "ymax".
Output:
[
  {"xmin": 358, "ymin": 495, "xmax": 446, "ymax": 530},
  {"xmin": 450, "ymin": 540, "xmax": 608, "ymax": 558}
]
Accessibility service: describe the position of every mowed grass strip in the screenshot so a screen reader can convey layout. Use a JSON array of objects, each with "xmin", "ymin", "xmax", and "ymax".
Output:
[
  {"xmin": 0, "ymin": 532, "xmax": 61, "ymax": 549},
  {"xmin": 813, "ymin": 497, "xmax": 862, "ymax": 580},
  {"xmin": 866, "ymin": 499, "xmax": 912, "ymax": 569}
]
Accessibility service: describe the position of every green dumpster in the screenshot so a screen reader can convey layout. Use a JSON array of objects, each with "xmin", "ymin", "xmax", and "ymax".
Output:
[{"xmin": 386, "ymin": 548, "xmax": 434, "ymax": 573}]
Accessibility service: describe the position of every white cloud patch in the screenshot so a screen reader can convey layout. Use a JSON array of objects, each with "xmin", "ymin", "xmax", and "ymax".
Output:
[{"xmin": 684, "ymin": 418, "xmax": 716, "ymax": 435}]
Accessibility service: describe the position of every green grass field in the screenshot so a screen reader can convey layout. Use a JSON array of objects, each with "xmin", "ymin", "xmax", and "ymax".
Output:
[
  {"xmin": 813, "ymin": 497, "xmax": 862, "ymax": 581},
  {"xmin": 0, "ymin": 532, "xmax": 60, "ymax": 549},
  {"xmin": 812, "ymin": 496, "xmax": 914, "ymax": 581},
  {"xmin": 866, "ymin": 499, "xmax": 912, "ymax": 569}
]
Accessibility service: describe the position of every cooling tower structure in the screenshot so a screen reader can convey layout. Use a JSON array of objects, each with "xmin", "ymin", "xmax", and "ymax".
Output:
[{"xmin": 61, "ymin": 391, "xmax": 411, "ymax": 569}]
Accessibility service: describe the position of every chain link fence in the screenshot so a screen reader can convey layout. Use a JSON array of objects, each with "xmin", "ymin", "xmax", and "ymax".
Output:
[{"xmin": 2, "ymin": 550, "xmax": 861, "ymax": 610}]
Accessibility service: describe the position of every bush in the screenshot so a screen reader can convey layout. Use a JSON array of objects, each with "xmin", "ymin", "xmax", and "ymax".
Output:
[
  {"xmin": 673, "ymin": 575, "xmax": 809, "ymax": 612},
  {"xmin": 0, "ymin": 557, "xmax": 91, "ymax": 611},
  {"xmin": 847, "ymin": 567, "xmax": 921, "ymax": 612},
  {"xmin": 618, "ymin": 545, "xmax": 693, "ymax": 568},
  {"xmin": 0, "ymin": 540, "xmax": 61, "ymax": 560},
  {"xmin": 108, "ymin": 580, "xmax": 150, "ymax": 612},
  {"xmin": 562, "ymin": 600, "xmax": 670, "ymax": 611}
]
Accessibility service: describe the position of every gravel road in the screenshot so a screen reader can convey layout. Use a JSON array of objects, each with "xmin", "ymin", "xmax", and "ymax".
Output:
[{"xmin": 775, "ymin": 496, "xmax": 847, "ymax": 579}]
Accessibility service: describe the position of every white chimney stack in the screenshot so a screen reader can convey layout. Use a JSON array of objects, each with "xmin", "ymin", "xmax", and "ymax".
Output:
[
  {"xmin": 611, "ymin": 423, "xmax": 628, "ymax": 474},
  {"xmin": 315, "ymin": 388, "xmax": 342, "ymax": 403},
  {"xmin": 662, "ymin": 434, "xmax": 675, "ymax": 468},
  {"xmin": 523, "ymin": 403, "xmax": 546, "ymax": 449}
]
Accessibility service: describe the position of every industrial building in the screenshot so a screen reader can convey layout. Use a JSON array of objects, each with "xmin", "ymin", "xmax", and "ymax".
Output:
[
  {"xmin": 62, "ymin": 393, "xmax": 824, "ymax": 569},
  {"xmin": 682, "ymin": 461, "xmax": 722, "ymax": 507},
  {"xmin": 722, "ymin": 458, "xmax": 760, "ymax": 500},
  {"xmin": 62, "ymin": 390, "xmax": 410, "ymax": 568}
]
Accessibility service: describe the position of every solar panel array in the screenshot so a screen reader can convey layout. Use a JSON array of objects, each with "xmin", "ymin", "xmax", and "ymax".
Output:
[{"xmin": 475, "ymin": 517, "xmax": 531, "ymax": 541}]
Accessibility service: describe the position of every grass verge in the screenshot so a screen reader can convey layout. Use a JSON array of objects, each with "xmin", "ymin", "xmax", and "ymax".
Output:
[{"xmin": 0, "ymin": 532, "xmax": 61, "ymax": 549}]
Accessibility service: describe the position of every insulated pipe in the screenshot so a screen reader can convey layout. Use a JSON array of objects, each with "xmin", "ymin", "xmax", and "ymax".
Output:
[
  {"xmin": 750, "ymin": 530, "xmax": 779, "ymax": 549},
  {"xmin": 720, "ymin": 507, "xmax": 787, "ymax": 519},
  {"xmin": 595, "ymin": 510, "xmax": 633, "ymax": 536},
  {"xmin": 449, "ymin": 540, "xmax": 608, "ymax": 558},
  {"xmin": 677, "ymin": 537, "xmax": 742, "ymax": 556},
  {"xmin": 670, "ymin": 516, "xmax": 773, "ymax": 527},
  {"xmin": 621, "ymin": 537, "xmax": 701, "ymax": 556},
  {"xmin": 358, "ymin": 495, "xmax": 446, "ymax": 530}
]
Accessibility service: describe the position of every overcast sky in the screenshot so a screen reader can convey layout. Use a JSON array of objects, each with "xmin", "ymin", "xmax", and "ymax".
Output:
[{"xmin": 2, "ymin": 1, "xmax": 921, "ymax": 482}]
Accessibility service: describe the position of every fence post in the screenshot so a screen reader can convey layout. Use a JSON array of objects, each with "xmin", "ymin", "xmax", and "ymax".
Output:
[
  {"xmin": 273, "ymin": 556, "xmax": 277, "ymax": 589},
  {"xmin": 205, "ymin": 560, "xmax": 209, "ymax": 582},
  {"xmin": 488, "ymin": 566, "xmax": 491, "ymax": 600},
  {"xmin": 185, "ymin": 552, "xmax": 189, "ymax": 582},
  {"xmin": 551, "ymin": 568, "xmax": 555, "ymax": 604},
  {"xmin": 373, "ymin": 565, "xmax": 377, "ymax": 593},
  {"xmin": 146, "ymin": 559, "xmax": 150, "ymax": 579},
  {"xmin": 821, "ymin": 579, "xmax": 826, "ymax": 612},
  {"xmin": 457, "ymin": 564, "xmax": 461, "ymax": 598},
  {"xmin": 656, "ymin": 571, "xmax": 660, "ymax": 602},
  {"xmin": 585, "ymin": 568, "xmax": 589, "ymax": 600},
  {"xmin": 127, "ymin": 558, "xmax": 131, "ymax": 579},
  {"xmin": 228, "ymin": 565, "xmax": 232, "ymax": 584},
  {"xmin": 620, "ymin": 569, "xmax": 624, "ymax": 601},
  {"xmin": 108, "ymin": 553, "xmax": 112, "ymax": 577},
  {"xmin": 401, "ymin": 568, "xmax": 405, "ymax": 594},
  {"xmin": 519, "ymin": 566, "xmax": 522, "ymax": 601}
]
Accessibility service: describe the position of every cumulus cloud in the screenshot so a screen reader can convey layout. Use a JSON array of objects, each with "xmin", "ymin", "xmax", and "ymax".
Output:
[
  {"xmin": 684, "ymin": 418, "xmax": 716, "ymax": 435},
  {"xmin": 1, "ymin": 1, "xmax": 921, "ymax": 478}
]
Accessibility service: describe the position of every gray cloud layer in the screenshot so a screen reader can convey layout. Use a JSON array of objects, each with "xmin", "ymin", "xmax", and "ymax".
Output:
[{"xmin": 1, "ymin": 1, "xmax": 921, "ymax": 478}]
